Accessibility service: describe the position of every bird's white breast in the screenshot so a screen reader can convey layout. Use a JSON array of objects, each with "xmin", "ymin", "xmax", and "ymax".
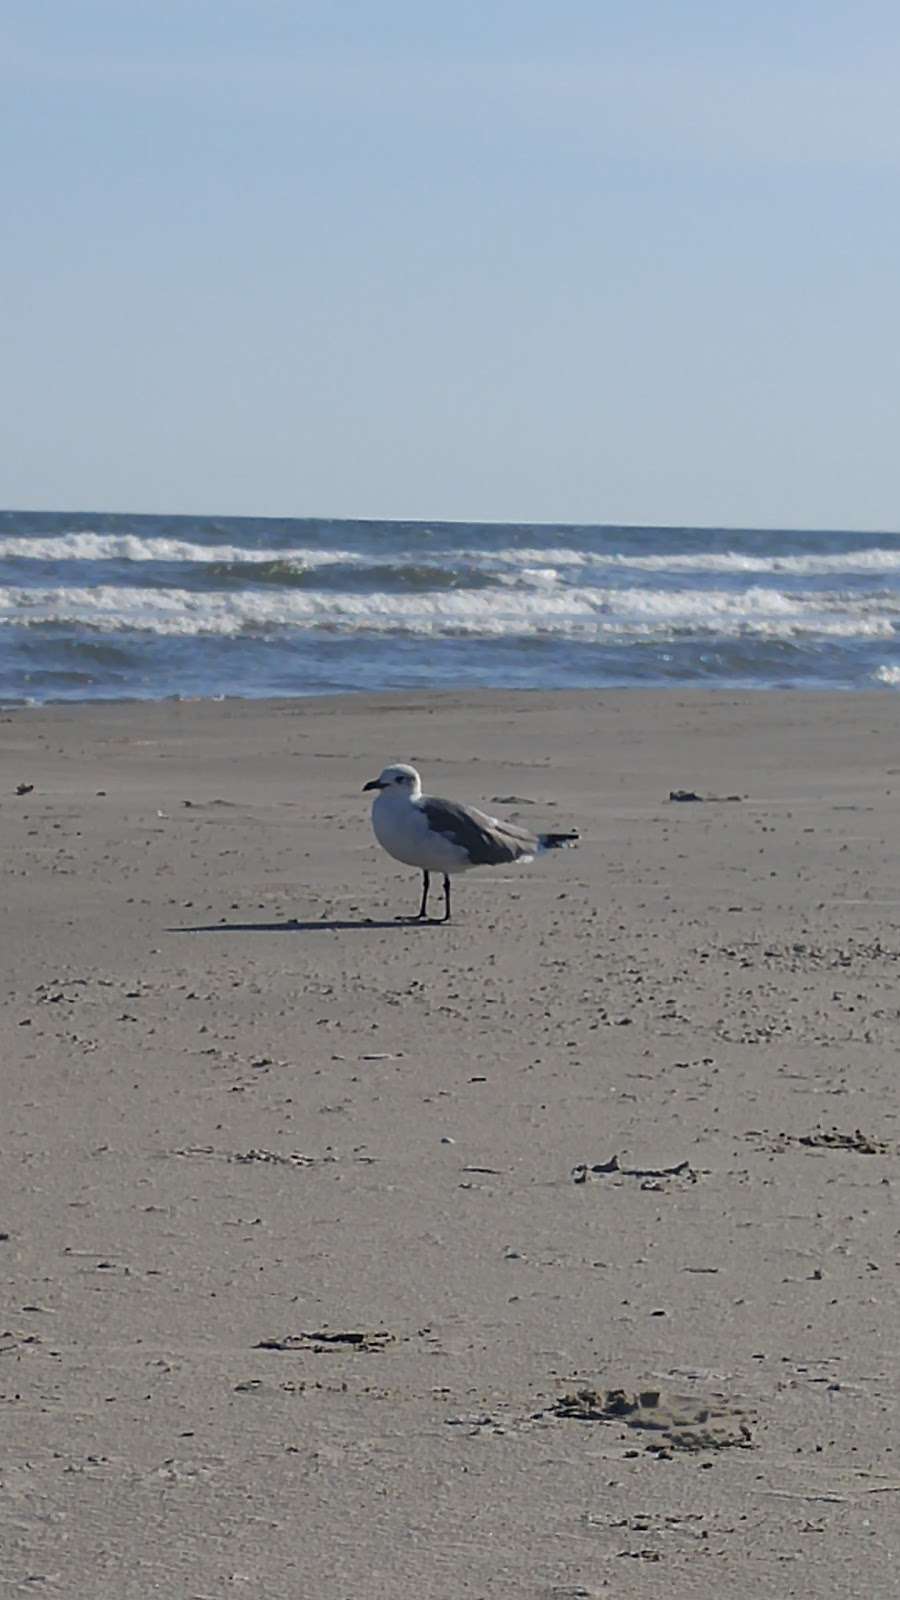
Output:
[{"xmin": 371, "ymin": 794, "xmax": 469, "ymax": 872}]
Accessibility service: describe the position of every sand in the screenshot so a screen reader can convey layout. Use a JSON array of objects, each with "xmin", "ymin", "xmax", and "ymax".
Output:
[{"xmin": 2, "ymin": 689, "xmax": 900, "ymax": 1596}]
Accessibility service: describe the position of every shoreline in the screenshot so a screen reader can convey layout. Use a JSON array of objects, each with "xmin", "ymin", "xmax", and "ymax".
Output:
[{"xmin": 3, "ymin": 681, "xmax": 898, "ymax": 715}]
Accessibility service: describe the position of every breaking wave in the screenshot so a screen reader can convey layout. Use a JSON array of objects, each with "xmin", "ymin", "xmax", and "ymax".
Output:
[
  {"xmin": 2, "ymin": 582, "xmax": 897, "ymax": 641},
  {"xmin": 5, "ymin": 530, "xmax": 900, "ymax": 581},
  {"xmin": 0, "ymin": 531, "xmax": 365, "ymax": 568}
]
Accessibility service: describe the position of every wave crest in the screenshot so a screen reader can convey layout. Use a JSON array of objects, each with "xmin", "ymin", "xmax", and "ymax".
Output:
[
  {"xmin": 0, "ymin": 532, "xmax": 364, "ymax": 568},
  {"xmin": 2, "ymin": 582, "xmax": 896, "ymax": 642},
  {"xmin": 6, "ymin": 531, "xmax": 900, "ymax": 582}
]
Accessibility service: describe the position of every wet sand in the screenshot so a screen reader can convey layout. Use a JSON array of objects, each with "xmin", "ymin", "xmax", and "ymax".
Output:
[{"xmin": 3, "ymin": 690, "xmax": 900, "ymax": 1596}]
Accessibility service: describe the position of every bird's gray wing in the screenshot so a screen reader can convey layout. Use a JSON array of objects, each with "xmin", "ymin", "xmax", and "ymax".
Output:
[{"xmin": 421, "ymin": 797, "xmax": 536, "ymax": 865}]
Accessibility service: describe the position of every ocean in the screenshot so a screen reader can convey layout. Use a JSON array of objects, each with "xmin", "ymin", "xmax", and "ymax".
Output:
[{"xmin": 2, "ymin": 509, "xmax": 899, "ymax": 704}]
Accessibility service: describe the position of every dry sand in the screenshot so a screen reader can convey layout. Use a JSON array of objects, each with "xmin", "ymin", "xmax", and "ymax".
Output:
[{"xmin": 2, "ymin": 689, "xmax": 900, "ymax": 1597}]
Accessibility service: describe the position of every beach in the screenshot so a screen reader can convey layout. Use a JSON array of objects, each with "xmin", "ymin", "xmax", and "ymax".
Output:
[{"xmin": 3, "ymin": 688, "xmax": 900, "ymax": 1596}]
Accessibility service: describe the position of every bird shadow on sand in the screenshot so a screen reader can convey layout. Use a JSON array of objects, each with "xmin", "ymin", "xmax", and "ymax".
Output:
[{"xmin": 168, "ymin": 918, "xmax": 448, "ymax": 934}]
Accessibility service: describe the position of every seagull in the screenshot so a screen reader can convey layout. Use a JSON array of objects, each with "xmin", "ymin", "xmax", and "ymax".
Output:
[{"xmin": 363, "ymin": 762, "xmax": 579, "ymax": 921}]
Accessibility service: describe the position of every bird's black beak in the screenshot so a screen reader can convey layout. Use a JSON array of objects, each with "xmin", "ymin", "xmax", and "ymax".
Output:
[{"xmin": 363, "ymin": 778, "xmax": 383, "ymax": 792}]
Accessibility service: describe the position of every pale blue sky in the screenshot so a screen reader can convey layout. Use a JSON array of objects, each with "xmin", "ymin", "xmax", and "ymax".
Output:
[{"xmin": 2, "ymin": 1, "xmax": 900, "ymax": 528}]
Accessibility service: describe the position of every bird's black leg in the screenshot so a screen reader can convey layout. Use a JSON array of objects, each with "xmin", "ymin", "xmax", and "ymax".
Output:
[
  {"xmin": 441, "ymin": 873, "xmax": 451, "ymax": 922},
  {"xmin": 416, "ymin": 871, "xmax": 430, "ymax": 920}
]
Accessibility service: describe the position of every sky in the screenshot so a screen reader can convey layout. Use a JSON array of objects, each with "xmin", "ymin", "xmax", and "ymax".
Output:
[{"xmin": 2, "ymin": 1, "xmax": 900, "ymax": 529}]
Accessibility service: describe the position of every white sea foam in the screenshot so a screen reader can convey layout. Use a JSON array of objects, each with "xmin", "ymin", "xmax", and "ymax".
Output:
[
  {"xmin": 0, "ymin": 532, "xmax": 571, "ymax": 569},
  {"xmin": 495, "ymin": 547, "xmax": 900, "ymax": 576},
  {"xmin": 873, "ymin": 663, "xmax": 900, "ymax": 685},
  {"xmin": 5, "ymin": 531, "xmax": 900, "ymax": 580},
  {"xmin": 1, "ymin": 583, "xmax": 896, "ymax": 641},
  {"xmin": 0, "ymin": 532, "xmax": 365, "ymax": 567}
]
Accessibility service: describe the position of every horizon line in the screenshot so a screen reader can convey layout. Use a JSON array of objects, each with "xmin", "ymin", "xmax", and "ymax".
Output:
[{"xmin": 2, "ymin": 505, "xmax": 899, "ymax": 539}]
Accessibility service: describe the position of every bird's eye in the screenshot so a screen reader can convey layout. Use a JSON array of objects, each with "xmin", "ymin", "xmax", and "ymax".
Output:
[{"xmin": 395, "ymin": 776, "xmax": 404, "ymax": 784}]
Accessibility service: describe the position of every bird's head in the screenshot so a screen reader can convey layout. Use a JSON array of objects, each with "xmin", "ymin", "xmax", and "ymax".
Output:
[{"xmin": 363, "ymin": 763, "xmax": 422, "ymax": 798}]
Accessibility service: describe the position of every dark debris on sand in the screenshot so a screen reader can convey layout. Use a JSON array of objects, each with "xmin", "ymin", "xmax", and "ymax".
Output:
[{"xmin": 544, "ymin": 1386, "xmax": 755, "ymax": 1453}]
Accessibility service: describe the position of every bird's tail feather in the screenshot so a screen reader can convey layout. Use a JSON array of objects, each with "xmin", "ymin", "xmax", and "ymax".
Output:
[{"xmin": 537, "ymin": 831, "xmax": 579, "ymax": 853}]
